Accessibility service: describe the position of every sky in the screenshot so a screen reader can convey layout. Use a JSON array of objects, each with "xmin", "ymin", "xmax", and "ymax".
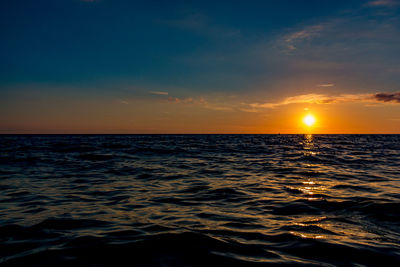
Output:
[{"xmin": 1, "ymin": 0, "xmax": 400, "ymax": 133}]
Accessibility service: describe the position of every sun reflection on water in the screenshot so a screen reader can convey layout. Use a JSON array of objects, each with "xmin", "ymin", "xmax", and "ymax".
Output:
[
  {"xmin": 287, "ymin": 134, "xmax": 331, "ymax": 238},
  {"xmin": 2, "ymin": 134, "xmax": 399, "ymax": 265}
]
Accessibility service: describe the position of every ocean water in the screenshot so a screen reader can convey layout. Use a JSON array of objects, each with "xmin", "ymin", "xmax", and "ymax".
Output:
[{"xmin": 0, "ymin": 134, "xmax": 400, "ymax": 266}]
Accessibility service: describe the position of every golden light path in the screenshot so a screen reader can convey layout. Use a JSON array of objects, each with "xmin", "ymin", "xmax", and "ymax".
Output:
[{"xmin": 303, "ymin": 114, "xmax": 316, "ymax": 127}]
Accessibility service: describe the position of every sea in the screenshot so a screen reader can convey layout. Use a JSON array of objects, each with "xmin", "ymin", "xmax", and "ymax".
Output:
[{"xmin": 0, "ymin": 134, "xmax": 399, "ymax": 266}]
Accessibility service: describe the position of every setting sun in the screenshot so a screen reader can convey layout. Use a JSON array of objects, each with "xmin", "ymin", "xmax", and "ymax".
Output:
[{"xmin": 303, "ymin": 114, "xmax": 316, "ymax": 126}]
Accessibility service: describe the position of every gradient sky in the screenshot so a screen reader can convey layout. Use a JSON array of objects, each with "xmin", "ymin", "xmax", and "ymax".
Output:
[{"xmin": 1, "ymin": 0, "xmax": 400, "ymax": 133}]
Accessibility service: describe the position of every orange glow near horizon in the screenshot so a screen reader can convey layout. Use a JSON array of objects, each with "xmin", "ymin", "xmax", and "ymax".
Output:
[{"xmin": 2, "ymin": 92, "xmax": 400, "ymax": 134}]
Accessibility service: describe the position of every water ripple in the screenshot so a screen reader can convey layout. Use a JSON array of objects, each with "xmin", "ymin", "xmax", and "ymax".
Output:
[{"xmin": 1, "ymin": 134, "xmax": 400, "ymax": 266}]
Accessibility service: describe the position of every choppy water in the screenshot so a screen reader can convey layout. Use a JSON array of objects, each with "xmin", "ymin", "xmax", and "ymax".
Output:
[{"xmin": 0, "ymin": 134, "xmax": 400, "ymax": 266}]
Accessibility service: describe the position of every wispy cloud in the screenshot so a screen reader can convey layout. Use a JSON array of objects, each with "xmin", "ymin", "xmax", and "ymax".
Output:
[
  {"xmin": 149, "ymin": 91, "xmax": 168, "ymax": 95},
  {"xmin": 366, "ymin": 0, "xmax": 399, "ymax": 7},
  {"xmin": 168, "ymin": 96, "xmax": 195, "ymax": 104},
  {"xmin": 283, "ymin": 24, "xmax": 324, "ymax": 51},
  {"xmin": 250, "ymin": 92, "xmax": 400, "ymax": 109},
  {"xmin": 167, "ymin": 96, "xmax": 234, "ymax": 111},
  {"xmin": 204, "ymin": 102, "xmax": 235, "ymax": 111},
  {"xmin": 239, "ymin": 108, "xmax": 259, "ymax": 113},
  {"xmin": 317, "ymin": 83, "xmax": 335, "ymax": 87}
]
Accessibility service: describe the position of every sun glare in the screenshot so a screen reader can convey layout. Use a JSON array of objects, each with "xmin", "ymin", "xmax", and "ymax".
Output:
[{"xmin": 303, "ymin": 114, "xmax": 316, "ymax": 127}]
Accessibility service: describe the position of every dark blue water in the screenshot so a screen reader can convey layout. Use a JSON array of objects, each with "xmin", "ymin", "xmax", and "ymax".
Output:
[{"xmin": 1, "ymin": 134, "xmax": 400, "ymax": 266}]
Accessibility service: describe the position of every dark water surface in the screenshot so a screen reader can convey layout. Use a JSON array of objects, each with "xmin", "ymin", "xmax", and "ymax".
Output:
[{"xmin": 1, "ymin": 134, "xmax": 400, "ymax": 266}]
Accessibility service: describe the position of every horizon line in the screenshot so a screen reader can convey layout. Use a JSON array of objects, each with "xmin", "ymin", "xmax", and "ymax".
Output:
[{"xmin": 1, "ymin": 133, "xmax": 399, "ymax": 135}]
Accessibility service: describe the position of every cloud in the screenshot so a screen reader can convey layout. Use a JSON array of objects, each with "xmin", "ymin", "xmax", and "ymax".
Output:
[
  {"xmin": 250, "ymin": 92, "xmax": 400, "ymax": 109},
  {"xmin": 277, "ymin": 5, "xmax": 400, "ymax": 61},
  {"xmin": 366, "ymin": 0, "xmax": 399, "ymax": 7},
  {"xmin": 317, "ymin": 83, "xmax": 335, "ymax": 87},
  {"xmin": 167, "ymin": 96, "xmax": 234, "ymax": 111},
  {"xmin": 283, "ymin": 24, "xmax": 324, "ymax": 51},
  {"xmin": 239, "ymin": 108, "xmax": 259, "ymax": 113},
  {"xmin": 168, "ymin": 96, "xmax": 195, "ymax": 104},
  {"xmin": 203, "ymin": 104, "xmax": 233, "ymax": 111},
  {"xmin": 250, "ymin": 93, "xmax": 342, "ymax": 108},
  {"xmin": 374, "ymin": 92, "xmax": 400, "ymax": 103},
  {"xmin": 149, "ymin": 91, "xmax": 168, "ymax": 95}
]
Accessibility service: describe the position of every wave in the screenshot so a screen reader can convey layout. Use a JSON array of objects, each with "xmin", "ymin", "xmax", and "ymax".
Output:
[{"xmin": 1, "ymin": 134, "xmax": 400, "ymax": 266}]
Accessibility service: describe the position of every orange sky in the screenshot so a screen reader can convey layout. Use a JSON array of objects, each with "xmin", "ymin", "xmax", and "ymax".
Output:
[{"xmin": 1, "ymin": 88, "xmax": 399, "ymax": 134}]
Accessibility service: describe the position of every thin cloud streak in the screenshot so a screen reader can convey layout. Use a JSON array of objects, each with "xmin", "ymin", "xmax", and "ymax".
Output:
[
  {"xmin": 366, "ymin": 0, "xmax": 399, "ymax": 7},
  {"xmin": 250, "ymin": 92, "xmax": 400, "ymax": 109},
  {"xmin": 167, "ymin": 96, "xmax": 233, "ymax": 111},
  {"xmin": 168, "ymin": 96, "xmax": 194, "ymax": 104},
  {"xmin": 150, "ymin": 91, "xmax": 169, "ymax": 95},
  {"xmin": 317, "ymin": 83, "xmax": 335, "ymax": 87},
  {"xmin": 283, "ymin": 24, "xmax": 324, "ymax": 51}
]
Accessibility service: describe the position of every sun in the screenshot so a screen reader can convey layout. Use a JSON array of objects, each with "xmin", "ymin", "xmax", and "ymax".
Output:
[{"xmin": 303, "ymin": 114, "xmax": 316, "ymax": 126}]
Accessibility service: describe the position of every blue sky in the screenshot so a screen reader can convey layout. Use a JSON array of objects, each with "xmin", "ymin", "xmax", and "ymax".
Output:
[{"xmin": 1, "ymin": 0, "xmax": 400, "ymax": 133}]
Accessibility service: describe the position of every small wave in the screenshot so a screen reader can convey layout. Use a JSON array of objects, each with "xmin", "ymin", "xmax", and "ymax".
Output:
[
  {"xmin": 31, "ymin": 218, "xmax": 111, "ymax": 231},
  {"xmin": 78, "ymin": 154, "xmax": 113, "ymax": 161},
  {"xmin": 332, "ymin": 183, "xmax": 378, "ymax": 193},
  {"xmin": 279, "ymin": 224, "xmax": 338, "ymax": 235}
]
